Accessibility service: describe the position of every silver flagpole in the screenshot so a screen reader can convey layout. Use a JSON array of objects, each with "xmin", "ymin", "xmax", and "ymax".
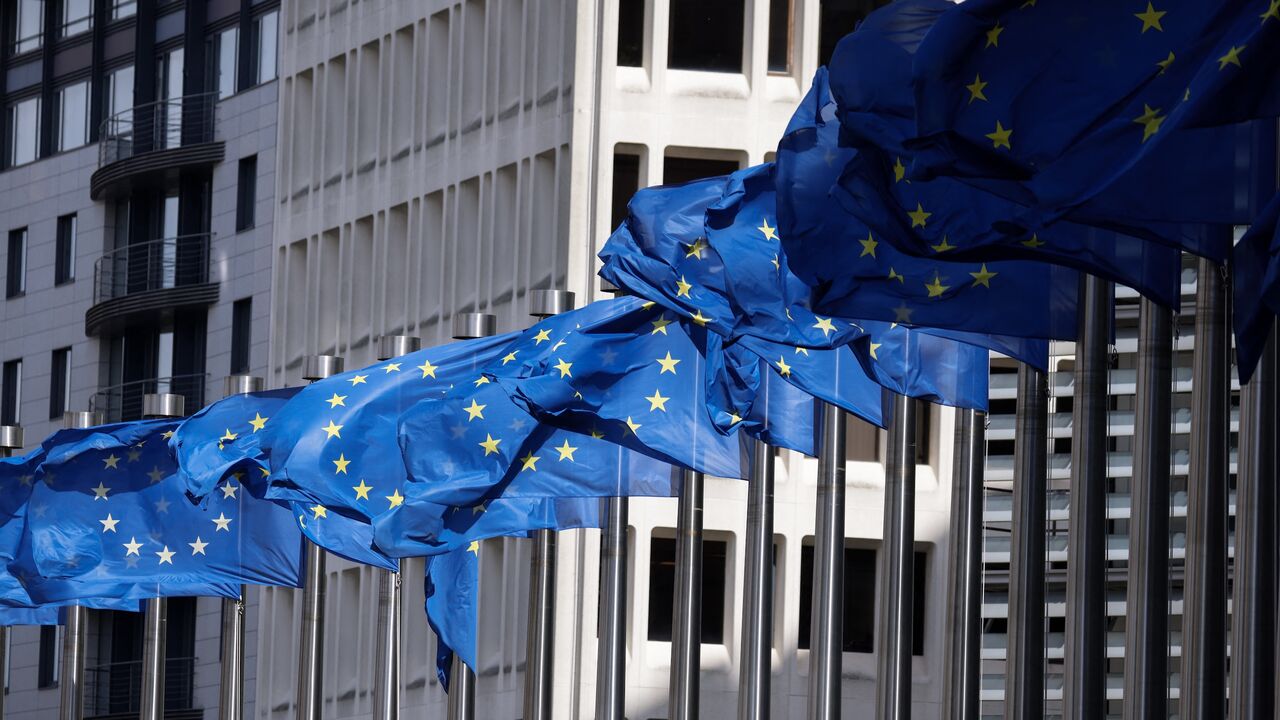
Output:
[
  {"xmin": 1123, "ymin": 299, "xmax": 1172, "ymax": 719},
  {"xmin": 524, "ymin": 290, "xmax": 574, "ymax": 720},
  {"xmin": 219, "ymin": 374, "xmax": 265, "ymax": 720},
  {"xmin": 809, "ymin": 401, "xmax": 846, "ymax": 720},
  {"xmin": 945, "ymin": 408, "xmax": 985, "ymax": 720},
  {"xmin": 1182, "ymin": 259, "xmax": 1229, "ymax": 719},
  {"xmin": 1064, "ymin": 275, "xmax": 1112, "ymax": 719},
  {"xmin": 59, "ymin": 410, "xmax": 103, "ymax": 720},
  {"xmin": 1228, "ymin": 320, "xmax": 1276, "ymax": 720},
  {"xmin": 448, "ymin": 314, "xmax": 498, "ymax": 720},
  {"xmin": 0, "ymin": 424, "xmax": 21, "ymax": 720},
  {"xmin": 739, "ymin": 439, "xmax": 775, "ymax": 720},
  {"xmin": 669, "ymin": 468, "xmax": 704, "ymax": 720},
  {"xmin": 372, "ymin": 335, "xmax": 420, "ymax": 720},
  {"xmin": 1006, "ymin": 364, "xmax": 1047, "ymax": 720},
  {"xmin": 875, "ymin": 392, "xmax": 916, "ymax": 720},
  {"xmin": 297, "ymin": 354, "xmax": 345, "ymax": 720},
  {"xmin": 595, "ymin": 495, "xmax": 629, "ymax": 720},
  {"xmin": 139, "ymin": 393, "xmax": 187, "ymax": 720}
]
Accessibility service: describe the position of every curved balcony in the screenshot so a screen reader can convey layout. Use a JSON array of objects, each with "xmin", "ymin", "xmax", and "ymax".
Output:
[
  {"xmin": 90, "ymin": 374, "xmax": 206, "ymax": 424},
  {"xmin": 85, "ymin": 235, "xmax": 219, "ymax": 336},
  {"xmin": 90, "ymin": 94, "xmax": 225, "ymax": 201}
]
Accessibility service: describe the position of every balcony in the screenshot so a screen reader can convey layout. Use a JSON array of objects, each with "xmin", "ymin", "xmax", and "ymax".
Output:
[
  {"xmin": 85, "ymin": 235, "xmax": 219, "ymax": 336},
  {"xmin": 84, "ymin": 656, "xmax": 201, "ymax": 720},
  {"xmin": 90, "ymin": 94, "xmax": 225, "ymax": 201},
  {"xmin": 90, "ymin": 374, "xmax": 206, "ymax": 424}
]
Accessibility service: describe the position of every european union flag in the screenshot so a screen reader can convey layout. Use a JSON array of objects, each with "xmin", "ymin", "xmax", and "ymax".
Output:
[
  {"xmin": 14, "ymin": 420, "xmax": 304, "ymax": 604},
  {"xmin": 0, "ymin": 606, "xmax": 60, "ymax": 626},
  {"xmin": 1233, "ymin": 193, "xmax": 1280, "ymax": 381}
]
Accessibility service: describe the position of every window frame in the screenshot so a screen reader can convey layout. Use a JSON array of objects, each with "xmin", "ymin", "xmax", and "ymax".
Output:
[
  {"xmin": 1, "ymin": 359, "xmax": 22, "ymax": 426},
  {"xmin": 10, "ymin": 0, "xmax": 45, "ymax": 56},
  {"xmin": 253, "ymin": 10, "xmax": 279, "ymax": 85},
  {"xmin": 49, "ymin": 347, "xmax": 71, "ymax": 420},
  {"xmin": 230, "ymin": 297, "xmax": 252, "ymax": 374},
  {"xmin": 110, "ymin": 0, "xmax": 136, "ymax": 21},
  {"xmin": 59, "ymin": 0, "xmax": 93, "ymax": 38},
  {"xmin": 7, "ymin": 96, "xmax": 42, "ymax": 167},
  {"xmin": 236, "ymin": 155, "xmax": 258, "ymax": 232},
  {"xmin": 55, "ymin": 213, "xmax": 77, "ymax": 285},
  {"xmin": 55, "ymin": 80, "xmax": 90, "ymax": 153},
  {"xmin": 6, "ymin": 228, "xmax": 27, "ymax": 298}
]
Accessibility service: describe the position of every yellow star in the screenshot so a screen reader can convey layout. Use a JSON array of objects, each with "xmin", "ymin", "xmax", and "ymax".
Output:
[
  {"xmin": 925, "ymin": 274, "xmax": 951, "ymax": 298},
  {"xmin": 969, "ymin": 264, "xmax": 998, "ymax": 288},
  {"xmin": 907, "ymin": 203, "xmax": 932, "ymax": 228},
  {"xmin": 467, "ymin": 540, "xmax": 480, "ymax": 555},
  {"xmin": 311, "ymin": 505, "xmax": 328, "ymax": 519},
  {"xmin": 382, "ymin": 362, "xmax": 401, "ymax": 373},
  {"xmin": 417, "ymin": 360, "xmax": 438, "ymax": 378},
  {"xmin": 888, "ymin": 267, "xmax": 905, "ymax": 283},
  {"xmin": 220, "ymin": 429, "xmax": 239, "ymax": 446},
  {"xmin": 103, "ymin": 454, "xmax": 120, "ymax": 470},
  {"xmin": 675, "ymin": 276, "xmax": 693, "ymax": 298},
  {"xmin": 590, "ymin": 427, "xmax": 605, "ymax": 440},
  {"xmin": 813, "ymin": 317, "xmax": 837, "ymax": 337},
  {"xmin": 685, "ymin": 239, "xmax": 707, "ymax": 259},
  {"xmin": 162, "ymin": 430, "xmax": 175, "ymax": 440},
  {"xmin": 869, "ymin": 341, "xmax": 882, "ymax": 360},
  {"xmin": 554, "ymin": 439, "xmax": 578, "ymax": 461},
  {"xmin": 985, "ymin": 22, "xmax": 1004, "ymax": 47},
  {"xmin": 353, "ymin": 479, "xmax": 373, "ymax": 500},
  {"xmin": 624, "ymin": 417, "xmax": 642, "ymax": 435},
  {"xmin": 776, "ymin": 357, "xmax": 792, "ymax": 377},
  {"xmin": 966, "ymin": 74, "xmax": 988, "ymax": 103},
  {"xmin": 651, "ymin": 316, "xmax": 672, "ymax": 335},
  {"xmin": 656, "ymin": 352, "xmax": 681, "ymax": 374},
  {"xmin": 931, "ymin": 236, "xmax": 956, "ymax": 252},
  {"xmin": 728, "ymin": 412, "xmax": 743, "ymax": 425},
  {"xmin": 1134, "ymin": 2, "xmax": 1166, "ymax": 33},
  {"xmin": 248, "ymin": 413, "xmax": 269, "ymax": 432},
  {"xmin": 348, "ymin": 374, "xmax": 368, "ymax": 386},
  {"xmin": 1133, "ymin": 104, "xmax": 1165, "ymax": 143},
  {"xmin": 502, "ymin": 351, "xmax": 518, "ymax": 365},
  {"xmin": 479, "ymin": 434, "xmax": 501, "ymax": 456},
  {"xmin": 1021, "ymin": 0, "xmax": 1036, "ymax": 7},
  {"xmin": 474, "ymin": 376, "xmax": 491, "ymax": 387},
  {"xmin": 386, "ymin": 489, "xmax": 404, "ymax": 508},
  {"xmin": 894, "ymin": 304, "xmax": 914, "ymax": 323},
  {"xmin": 552, "ymin": 338, "xmax": 567, "ymax": 351},
  {"xmin": 1217, "ymin": 45, "xmax": 1246, "ymax": 70},
  {"xmin": 771, "ymin": 254, "xmax": 780, "ymax": 270},
  {"xmin": 322, "ymin": 420, "xmax": 343, "ymax": 439},
  {"xmin": 690, "ymin": 310, "xmax": 710, "ymax": 327},
  {"xmin": 520, "ymin": 452, "xmax": 541, "ymax": 471},
  {"xmin": 326, "ymin": 393, "xmax": 347, "ymax": 408},
  {"xmin": 533, "ymin": 329, "xmax": 552, "ymax": 345},
  {"xmin": 472, "ymin": 502, "xmax": 487, "ymax": 515},
  {"xmin": 795, "ymin": 346, "xmax": 810, "ymax": 356},
  {"xmin": 859, "ymin": 233, "xmax": 878, "ymax": 258},
  {"xmin": 1022, "ymin": 234, "xmax": 1045, "ymax": 248},
  {"xmin": 893, "ymin": 157, "xmax": 906, "ymax": 183},
  {"xmin": 757, "ymin": 218, "xmax": 779, "ymax": 241},
  {"xmin": 553, "ymin": 358, "xmax": 573, "ymax": 378},
  {"xmin": 1156, "ymin": 51, "xmax": 1175, "ymax": 74},
  {"xmin": 985, "ymin": 121, "xmax": 1012, "ymax": 150},
  {"xmin": 645, "ymin": 390, "xmax": 670, "ymax": 412},
  {"xmin": 333, "ymin": 454, "xmax": 351, "ymax": 474},
  {"xmin": 464, "ymin": 399, "xmax": 486, "ymax": 421},
  {"xmin": 1264, "ymin": 0, "xmax": 1280, "ymax": 22}
]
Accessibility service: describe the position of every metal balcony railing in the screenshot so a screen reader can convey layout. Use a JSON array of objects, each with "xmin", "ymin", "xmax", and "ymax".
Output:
[
  {"xmin": 84, "ymin": 656, "xmax": 197, "ymax": 717},
  {"xmin": 98, "ymin": 93, "xmax": 219, "ymax": 167},
  {"xmin": 91, "ymin": 374, "xmax": 206, "ymax": 423},
  {"xmin": 93, "ymin": 235, "xmax": 213, "ymax": 306}
]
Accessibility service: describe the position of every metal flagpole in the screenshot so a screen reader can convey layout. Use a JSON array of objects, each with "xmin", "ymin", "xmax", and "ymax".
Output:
[
  {"xmin": 1229, "ymin": 320, "xmax": 1277, "ymax": 720},
  {"xmin": 1064, "ymin": 275, "xmax": 1112, "ymax": 719},
  {"xmin": 219, "ymin": 374, "xmax": 264, "ymax": 720},
  {"xmin": 1182, "ymin": 259, "xmax": 1230, "ymax": 720},
  {"xmin": 524, "ymin": 290, "xmax": 574, "ymax": 720},
  {"xmin": 297, "ymin": 354, "xmax": 344, "ymax": 720},
  {"xmin": 1006, "ymin": 365, "xmax": 1047, "ymax": 720},
  {"xmin": 595, "ymin": 495, "xmax": 629, "ymax": 720},
  {"xmin": 945, "ymin": 408, "xmax": 985, "ymax": 720},
  {"xmin": 739, "ymin": 439, "xmax": 775, "ymax": 720},
  {"xmin": 1123, "ymin": 299, "xmax": 1172, "ymax": 719},
  {"xmin": 809, "ymin": 401, "xmax": 846, "ymax": 720},
  {"xmin": 876, "ymin": 392, "xmax": 916, "ymax": 720},
  {"xmin": 59, "ymin": 409, "xmax": 103, "ymax": 720},
  {"xmin": 139, "ymin": 393, "xmax": 187, "ymax": 720},
  {"xmin": 669, "ymin": 468, "xmax": 704, "ymax": 720},
  {"xmin": 0, "ymin": 424, "xmax": 21, "ymax": 720},
  {"xmin": 372, "ymin": 335, "xmax": 419, "ymax": 720}
]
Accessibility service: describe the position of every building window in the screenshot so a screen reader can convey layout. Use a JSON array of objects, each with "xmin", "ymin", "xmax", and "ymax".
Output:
[
  {"xmin": 798, "ymin": 545, "xmax": 877, "ymax": 653},
  {"xmin": 663, "ymin": 155, "xmax": 741, "ymax": 186},
  {"xmin": 254, "ymin": 11, "xmax": 279, "ymax": 84},
  {"xmin": 818, "ymin": 0, "xmax": 890, "ymax": 66},
  {"xmin": 10, "ymin": 0, "xmax": 44, "ymax": 55},
  {"xmin": 60, "ymin": 0, "xmax": 92, "ymax": 37},
  {"xmin": 37, "ymin": 625, "xmax": 59, "ymax": 688},
  {"xmin": 111, "ymin": 0, "xmax": 136, "ymax": 20},
  {"xmin": 56, "ymin": 81, "xmax": 90, "ymax": 152},
  {"xmin": 616, "ymin": 0, "xmax": 644, "ymax": 67},
  {"xmin": 845, "ymin": 413, "xmax": 881, "ymax": 462},
  {"xmin": 647, "ymin": 536, "xmax": 729, "ymax": 644},
  {"xmin": 914, "ymin": 399, "xmax": 931, "ymax": 465},
  {"xmin": 230, "ymin": 298, "xmax": 252, "ymax": 374},
  {"xmin": 1, "ymin": 360, "xmax": 20, "ymax": 426},
  {"xmin": 49, "ymin": 347, "xmax": 71, "ymax": 420},
  {"xmin": 668, "ymin": 0, "xmax": 745, "ymax": 73},
  {"xmin": 6, "ymin": 229, "xmax": 26, "ymax": 298},
  {"xmin": 105, "ymin": 64, "xmax": 135, "ymax": 135},
  {"xmin": 611, "ymin": 151, "xmax": 641, "ymax": 231},
  {"xmin": 767, "ymin": 0, "xmax": 792, "ymax": 73},
  {"xmin": 8, "ymin": 97, "xmax": 41, "ymax": 167},
  {"xmin": 237, "ymin": 155, "xmax": 258, "ymax": 232},
  {"xmin": 55, "ymin": 214, "xmax": 76, "ymax": 285},
  {"xmin": 213, "ymin": 26, "xmax": 240, "ymax": 99}
]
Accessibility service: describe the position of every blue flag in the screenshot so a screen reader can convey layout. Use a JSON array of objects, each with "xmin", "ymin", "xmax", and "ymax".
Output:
[
  {"xmin": 0, "ymin": 606, "xmax": 61, "ymax": 626},
  {"xmin": 1233, "ymin": 192, "xmax": 1280, "ymax": 381},
  {"xmin": 14, "ymin": 420, "xmax": 304, "ymax": 604}
]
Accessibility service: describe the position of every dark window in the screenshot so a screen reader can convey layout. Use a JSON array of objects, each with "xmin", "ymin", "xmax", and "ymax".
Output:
[
  {"xmin": 55, "ymin": 81, "xmax": 90, "ymax": 151},
  {"xmin": 668, "ymin": 0, "xmax": 745, "ymax": 73},
  {"xmin": 111, "ymin": 0, "xmax": 136, "ymax": 21},
  {"xmin": 49, "ymin": 347, "xmax": 71, "ymax": 420},
  {"xmin": 254, "ymin": 11, "xmax": 279, "ymax": 84},
  {"xmin": 212, "ymin": 27, "xmax": 240, "ymax": 99},
  {"xmin": 798, "ymin": 545, "xmax": 877, "ymax": 653},
  {"xmin": 662, "ymin": 156, "xmax": 740, "ymax": 186},
  {"xmin": 55, "ymin": 214, "xmax": 77, "ymax": 285},
  {"xmin": 647, "ymin": 536, "xmax": 729, "ymax": 644},
  {"xmin": 7, "ymin": 97, "xmax": 40, "ymax": 167},
  {"xmin": 37, "ymin": 625, "xmax": 58, "ymax": 688},
  {"xmin": 60, "ymin": 0, "xmax": 92, "ymax": 37},
  {"xmin": 818, "ymin": 0, "xmax": 891, "ymax": 67},
  {"xmin": 230, "ymin": 298, "xmax": 253, "ymax": 374},
  {"xmin": 914, "ymin": 399, "xmax": 931, "ymax": 465},
  {"xmin": 617, "ymin": 0, "xmax": 645, "ymax": 67},
  {"xmin": 6, "ymin": 229, "xmax": 26, "ymax": 298},
  {"xmin": 1, "ymin": 360, "xmax": 20, "ymax": 425},
  {"xmin": 9, "ymin": 0, "xmax": 44, "ymax": 55},
  {"xmin": 767, "ymin": 0, "xmax": 792, "ymax": 73},
  {"xmin": 912, "ymin": 551, "xmax": 927, "ymax": 656},
  {"xmin": 236, "ymin": 155, "xmax": 258, "ymax": 232},
  {"xmin": 611, "ymin": 152, "xmax": 641, "ymax": 231}
]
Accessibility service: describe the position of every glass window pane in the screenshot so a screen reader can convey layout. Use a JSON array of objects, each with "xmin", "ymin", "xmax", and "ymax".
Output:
[
  {"xmin": 61, "ymin": 0, "xmax": 92, "ymax": 37},
  {"xmin": 111, "ymin": 0, "xmax": 136, "ymax": 20},
  {"xmin": 617, "ymin": 0, "xmax": 644, "ymax": 67},
  {"xmin": 667, "ymin": 0, "xmax": 745, "ymax": 73},
  {"xmin": 57, "ymin": 81, "xmax": 89, "ymax": 152},
  {"xmin": 107, "ymin": 65, "xmax": 135, "ymax": 122},
  {"xmin": 8, "ymin": 97, "xmax": 40, "ymax": 166},
  {"xmin": 13, "ymin": 0, "xmax": 44, "ymax": 55},
  {"xmin": 1, "ymin": 360, "xmax": 21, "ymax": 426},
  {"xmin": 217, "ymin": 27, "xmax": 239, "ymax": 99},
  {"xmin": 256, "ymin": 11, "xmax": 279, "ymax": 84},
  {"xmin": 55, "ymin": 214, "xmax": 77, "ymax": 285},
  {"xmin": 6, "ymin": 230, "xmax": 26, "ymax": 298},
  {"xmin": 767, "ymin": 0, "xmax": 791, "ymax": 73}
]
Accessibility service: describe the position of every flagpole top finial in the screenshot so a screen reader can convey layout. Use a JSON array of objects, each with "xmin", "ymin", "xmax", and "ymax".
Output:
[
  {"xmin": 302, "ymin": 355, "xmax": 344, "ymax": 381},
  {"xmin": 142, "ymin": 393, "xmax": 187, "ymax": 419},
  {"xmin": 530, "ymin": 289, "xmax": 576, "ymax": 318},
  {"xmin": 0, "ymin": 425, "xmax": 22, "ymax": 450},
  {"xmin": 452, "ymin": 313, "xmax": 498, "ymax": 340},
  {"xmin": 63, "ymin": 410, "xmax": 104, "ymax": 429},
  {"xmin": 224, "ymin": 375, "xmax": 265, "ymax": 397},
  {"xmin": 378, "ymin": 335, "xmax": 422, "ymax": 361}
]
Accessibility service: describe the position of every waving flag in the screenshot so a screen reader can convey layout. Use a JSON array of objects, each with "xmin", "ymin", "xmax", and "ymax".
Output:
[{"xmin": 1233, "ymin": 193, "xmax": 1280, "ymax": 380}]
